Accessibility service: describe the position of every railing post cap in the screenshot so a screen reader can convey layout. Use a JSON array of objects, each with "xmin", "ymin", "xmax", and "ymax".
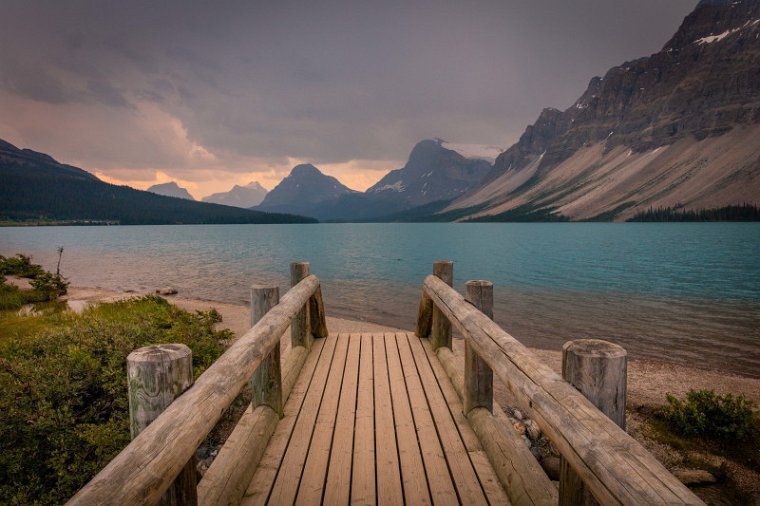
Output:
[
  {"xmin": 127, "ymin": 343, "xmax": 191, "ymax": 363},
  {"xmin": 433, "ymin": 260, "xmax": 454, "ymax": 265},
  {"xmin": 290, "ymin": 260, "xmax": 310, "ymax": 266},
  {"xmin": 465, "ymin": 279, "xmax": 493, "ymax": 288},
  {"xmin": 251, "ymin": 283, "xmax": 279, "ymax": 290},
  {"xmin": 562, "ymin": 339, "xmax": 627, "ymax": 358}
]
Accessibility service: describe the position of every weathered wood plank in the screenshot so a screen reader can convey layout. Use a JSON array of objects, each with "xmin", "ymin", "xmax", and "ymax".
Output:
[
  {"xmin": 412, "ymin": 335, "xmax": 511, "ymax": 506},
  {"xmin": 198, "ymin": 337, "xmax": 314, "ymax": 506},
  {"xmin": 323, "ymin": 335, "xmax": 361, "ymax": 505},
  {"xmin": 423, "ymin": 275, "xmax": 703, "ymax": 505},
  {"xmin": 430, "ymin": 261, "xmax": 453, "ymax": 351},
  {"xmin": 242, "ymin": 336, "xmax": 331, "ymax": 505},
  {"xmin": 398, "ymin": 333, "xmax": 483, "ymax": 505},
  {"xmin": 267, "ymin": 334, "xmax": 344, "ymax": 505},
  {"xmin": 70, "ymin": 276, "xmax": 321, "ymax": 506},
  {"xmin": 385, "ymin": 333, "xmax": 435, "ymax": 506},
  {"xmin": 351, "ymin": 334, "xmax": 376, "ymax": 506},
  {"xmin": 295, "ymin": 334, "xmax": 351, "ymax": 504},
  {"xmin": 433, "ymin": 345, "xmax": 556, "ymax": 506},
  {"xmin": 373, "ymin": 334, "xmax": 404, "ymax": 505}
]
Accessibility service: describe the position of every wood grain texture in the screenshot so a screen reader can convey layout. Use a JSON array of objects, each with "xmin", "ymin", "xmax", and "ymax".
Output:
[
  {"xmin": 430, "ymin": 261, "xmax": 453, "ymax": 351},
  {"xmin": 416, "ymin": 289, "xmax": 433, "ymax": 338},
  {"xmin": 290, "ymin": 262, "xmax": 312, "ymax": 349},
  {"xmin": 350, "ymin": 334, "xmax": 376, "ymax": 505},
  {"xmin": 560, "ymin": 339, "xmax": 628, "ymax": 506},
  {"xmin": 464, "ymin": 280, "xmax": 494, "ymax": 414},
  {"xmin": 423, "ymin": 275, "xmax": 703, "ymax": 506},
  {"xmin": 250, "ymin": 286, "xmax": 282, "ymax": 415},
  {"xmin": 127, "ymin": 344, "xmax": 197, "ymax": 506},
  {"xmin": 69, "ymin": 275, "xmax": 321, "ymax": 506},
  {"xmin": 308, "ymin": 284, "xmax": 329, "ymax": 339},
  {"xmin": 434, "ymin": 345, "xmax": 556, "ymax": 506},
  {"xmin": 198, "ymin": 337, "xmax": 316, "ymax": 506}
]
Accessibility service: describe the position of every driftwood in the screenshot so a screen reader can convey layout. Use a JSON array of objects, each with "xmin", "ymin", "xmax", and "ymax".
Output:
[{"xmin": 422, "ymin": 274, "xmax": 702, "ymax": 505}]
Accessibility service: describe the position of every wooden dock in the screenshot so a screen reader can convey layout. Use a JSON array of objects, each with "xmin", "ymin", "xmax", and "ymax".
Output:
[{"xmin": 68, "ymin": 261, "xmax": 705, "ymax": 506}]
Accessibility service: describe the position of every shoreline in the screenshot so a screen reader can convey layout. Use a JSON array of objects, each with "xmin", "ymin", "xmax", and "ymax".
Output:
[{"xmin": 62, "ymin": 284, "xmax": 760, "ymax": 408}]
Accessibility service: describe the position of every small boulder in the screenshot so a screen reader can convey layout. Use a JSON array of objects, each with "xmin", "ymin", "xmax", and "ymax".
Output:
[{"xmin": 156, "ymin": 287, "xmax": 178, "ymax": 296}]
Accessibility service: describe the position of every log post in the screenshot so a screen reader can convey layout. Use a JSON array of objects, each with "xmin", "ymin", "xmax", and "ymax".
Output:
[
  {"xmin": 250, "ymin": 285, "xmax": 282, "ymax": 416},
  {"xmin": 559, "ymin": 339, "xmax": 627, "ymax": 506},
  {"xmin": 127, "ymin": 344, "xmax": 197, "ymax": 506},
  {"xmin": 415, "ymin": 289, "xmax": 433, "ymax": 338},
  {"xmin": 430, "ymin": 260, "xmax": 453, "ymax": 350},
  {"xmin": 308, "ymin": 284, "xmax": 329, "ymax": 339},
  {"xmin": 464, "ymin": 280, "xmax": 493, "ymax": 414},
  {"xmin": 290, "ymin": 262, "xmax": 312, "ymax": 349}
]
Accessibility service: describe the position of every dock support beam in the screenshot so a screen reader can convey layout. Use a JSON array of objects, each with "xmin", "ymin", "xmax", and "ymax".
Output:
[
  {"xmin": 290, "ymin": 261, "xmax": 312, "ymax": 349},
  {"xmin": 250, "ymin": 285, "xmax": 282, "ymax": 416},
  {"xmin": 430, "ymin": 260, "xmax": 453, "ymax": 350},
  {"xmin": 127, "ymin": 344, "xmax": 198, "ymax": 506},
  {"xmin": 464, "ymin": 280, "xmax": 494, "ymax": 414},
  {"xmin": 560, "ymin": 339, "xmax": 627, "ymax": 506}
]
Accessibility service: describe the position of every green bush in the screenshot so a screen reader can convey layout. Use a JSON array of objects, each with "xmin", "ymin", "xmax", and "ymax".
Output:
[
  {"xmin": 0, "ymin": 254, "xmax": 46, "ymax": 278},
  {"xmin": 0, "ymin": 296, "xmax": 229, "ymax": 504},
  {"xmin": 660, "ymin": 389, "xmax": 757, "ymax": 441}
]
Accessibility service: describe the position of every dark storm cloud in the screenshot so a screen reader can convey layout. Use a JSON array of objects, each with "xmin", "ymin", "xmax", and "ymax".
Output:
[{"xmin": 0, "ymin": 0, "xmax": 697, "ymax": 166}]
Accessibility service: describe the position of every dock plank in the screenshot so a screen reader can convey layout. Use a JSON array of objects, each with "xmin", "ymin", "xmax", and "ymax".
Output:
[
  {"xmin": 350, "ymin": 334, "xmax": 376, "ymax": 506},
  {"xmin": 242, "ymin": 336, "xmax": 334, "ymax": 505},
  {"xmin": 385, "ymin": 333, "xmax": 434, "ymax": 505},
  {"xmin": 296, "ymin": 334, "xmax": 352, "ymax": 504},
  {"xmin": 373, "ymin": 334, "xmax": 405, "ymax": 505}
]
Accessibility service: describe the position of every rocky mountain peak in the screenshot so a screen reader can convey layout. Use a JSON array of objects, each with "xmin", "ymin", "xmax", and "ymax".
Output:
[
  {"xmin": 147, "ymin": 181, "xmax": 195, "ymax": 200},
  {"xmin": 664, "ymin": 0, "xmax": 760, "ymax": 50}
]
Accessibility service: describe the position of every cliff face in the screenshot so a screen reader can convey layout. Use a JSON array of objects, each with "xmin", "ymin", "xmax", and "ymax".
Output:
[{"xmin": 458, "ymin": 0, "xmax": 760, "ymax": 221}]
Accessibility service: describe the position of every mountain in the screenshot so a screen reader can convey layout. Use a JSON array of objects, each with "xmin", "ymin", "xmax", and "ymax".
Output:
[
  {"xmin": 443, "ymin": 0, "xmax": 760, "ymax": 221},
  {"xmin": 0, "ymin": 139, "xmax": 316, "ymax": 225},
  {"xmin": 264, "ymin": 140, "xmax": 492, "ymax": 221},
  {"xmin": 254, "ymin": 164, "xmax": 358, "ymax": 216},
  {"xmin": 202, "ymin": 181, "xmax": 268, "ymax": 208},
  {"xmin": 366, "ymin": 139, "xmax": 491, "ymax": 208},
  {"xmin": 147, "ymin": 182, "xmax": 195, "ymax": 200}
]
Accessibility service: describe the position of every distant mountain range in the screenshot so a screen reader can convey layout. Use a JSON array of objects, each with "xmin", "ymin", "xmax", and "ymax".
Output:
[
  {"xmin": 0, "ymin": 139, "xmax": 315, "ymax": 225},
  {"xmin": 438, "ymin": 0, "xmax": 760, "ymax": 221},
  {"xmin": 253, "ymin": 140, "xmax": 491, "ymax": 221},
  {"xmin": 147, "ymin": 182, "xmax": 195, "ymax": 200},
  {"xmin": 202, "ymin": 182, "xmax": 268, "ymax": 208}
]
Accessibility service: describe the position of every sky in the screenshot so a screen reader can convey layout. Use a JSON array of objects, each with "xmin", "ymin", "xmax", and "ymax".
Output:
[{"xmin": 0, "ymin": 0, "xmax": 697, "ymax": 198}]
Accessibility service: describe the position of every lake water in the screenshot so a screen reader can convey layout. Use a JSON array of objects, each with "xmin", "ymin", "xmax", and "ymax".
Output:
[{"xmin": 1, "ymin": 223, "xmax": 758, "ymax": 377}]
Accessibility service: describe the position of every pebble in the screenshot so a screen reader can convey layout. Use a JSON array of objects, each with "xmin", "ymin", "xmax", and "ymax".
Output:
[
  {"xmin": 673, "ymin": 469, "xmax": 717, "ymax": 485},
  {"xmin": 156, "ymin": 287, "xmax": 178, "ymax": 295},
  {"xmin": 512, "ymin": 409, "xmax": 524, "ymax": 420},
  {"xmin": 526, "ymin": 423, "xmax": 541, "ymax": 441},
  {"xmin": 513, "ymin": 422, "xmax": 526, "ymax": 435},
  {"xmin": 541, "ymin": 456, "xmax": 561, "ymax": 480}
]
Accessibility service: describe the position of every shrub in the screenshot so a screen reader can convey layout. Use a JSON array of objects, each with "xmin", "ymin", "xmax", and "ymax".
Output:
[
  {"xmin": 660, "ymin": 389, "xmax": 757, "ymax": 441},
  {"xmin": 0, "ymin": 254, "xmax": 46, "ymax": 278},
  {"xmin": 0, "ymin": 296, "xmax": 229, "ymax": 504}
]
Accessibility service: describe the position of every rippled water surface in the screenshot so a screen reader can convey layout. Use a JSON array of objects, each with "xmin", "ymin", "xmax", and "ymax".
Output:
[{"xmin": 2, "ymin": 223, "xmax": 758, "ymax": 376}]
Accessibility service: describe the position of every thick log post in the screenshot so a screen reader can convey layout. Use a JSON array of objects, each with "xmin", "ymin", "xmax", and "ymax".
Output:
[
  {"xmin": 464, "ymin": 280, "xmax": 494, "ymax": 414},
  {"xmin": 290, "ymin": 262, "xmax": 312, "ymax": 349},
  {"xmin": 430, "ymin": 260, "xmax": 453, "ymax": 350},
  {"xmin": 250, "ymin": 285, "xmax": 282, "ymax": 416},
  {"xmin": 560, "ymin": 339, "xmax": 627, "ymax": 506},
  {"xmin": 416, "ymin": 290, "xmax": 433, "ymax": 338},
  {"xmin": 308, "ymin": 284, "xmax": 329, "ymax": 339},
  {"xmin": 127, "ymin": 344, "xmax": 197, "ymax": 506}
]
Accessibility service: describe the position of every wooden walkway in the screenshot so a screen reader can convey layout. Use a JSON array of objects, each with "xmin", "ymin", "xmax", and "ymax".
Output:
[{"xmin": 241, "ymin": 333, "xmax": 511, "ymax": 505}]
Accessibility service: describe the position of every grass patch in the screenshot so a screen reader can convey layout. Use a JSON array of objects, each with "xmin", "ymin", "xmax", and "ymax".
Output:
[{"xmin": 0, "ymin": 296, "xmax": 230, "ymax": 504}]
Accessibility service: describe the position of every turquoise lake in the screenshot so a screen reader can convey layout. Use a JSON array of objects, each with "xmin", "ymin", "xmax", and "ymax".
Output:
[{"xmin": 1, "ymin": 223, "xmax": 758, "ymax": 376}]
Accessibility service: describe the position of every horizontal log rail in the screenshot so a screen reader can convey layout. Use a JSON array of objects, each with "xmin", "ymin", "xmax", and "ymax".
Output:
[
  {"xmin": 419, "ymin": 274, "xmax": 703, "ymax": 505},
  {"xmin": 69, "ymin": 274, "xmax": 327, "ymax": 506}
]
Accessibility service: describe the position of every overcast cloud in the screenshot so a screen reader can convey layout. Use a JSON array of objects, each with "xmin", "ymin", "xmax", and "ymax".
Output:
[{"xmin": 0, "ymin": 0, "xmax": 697, "ymax": 195}]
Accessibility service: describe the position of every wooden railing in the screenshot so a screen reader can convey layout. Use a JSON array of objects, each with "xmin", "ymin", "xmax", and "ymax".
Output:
[
  {"xmin": 417, "ymin": 261, "xmax": 703, "ymax": 505},
  {"xmin": 68, "ymin": 262, "xmax": 327, "ymax": 506}
]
